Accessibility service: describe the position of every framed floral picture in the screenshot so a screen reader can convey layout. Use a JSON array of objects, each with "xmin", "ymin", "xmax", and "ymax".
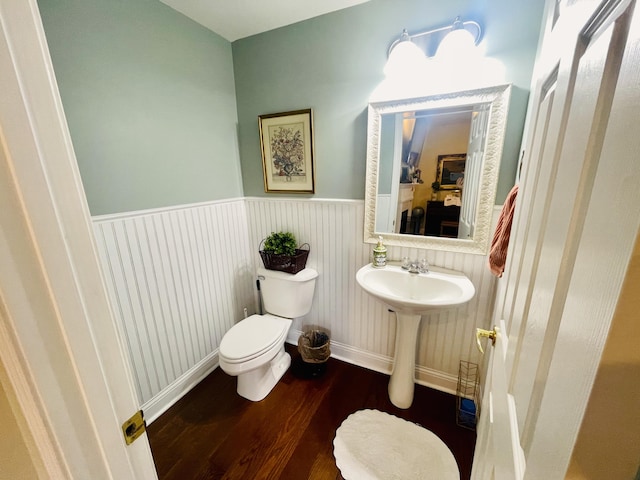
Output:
[{"xmin": 259, "ymin": 109, "xmax": 315, "ymax": 193}]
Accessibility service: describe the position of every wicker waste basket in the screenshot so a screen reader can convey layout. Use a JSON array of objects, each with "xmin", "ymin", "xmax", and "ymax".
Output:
[{"xmin": 297, "ymin": 330, "xmax": 330, "ymax": 377}]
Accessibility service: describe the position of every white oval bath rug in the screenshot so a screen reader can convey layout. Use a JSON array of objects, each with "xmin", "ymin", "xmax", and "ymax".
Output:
[{"xmin": 333, "ymin": 409, "xmax": 460, "ymax": 480}]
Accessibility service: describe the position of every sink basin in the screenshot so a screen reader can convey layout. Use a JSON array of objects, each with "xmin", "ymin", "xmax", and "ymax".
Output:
[
  {"xmin": 356, "ymin": 263, "xmax": 475, "ymax": 314},
  {"xmin": 356, "ymin": 263, "xmax": 475, "ymax": 408}
]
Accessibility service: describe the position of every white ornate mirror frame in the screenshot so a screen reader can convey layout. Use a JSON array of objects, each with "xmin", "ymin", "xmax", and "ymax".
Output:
[{"xmin": 364, "ymin": 84, "xmax": 511, "ymax": 255}]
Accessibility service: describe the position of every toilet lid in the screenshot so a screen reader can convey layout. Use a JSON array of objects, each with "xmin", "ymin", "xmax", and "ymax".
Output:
[{"xmin": 219, "ymin": 314, "xmax": 289, "ymax": 363}]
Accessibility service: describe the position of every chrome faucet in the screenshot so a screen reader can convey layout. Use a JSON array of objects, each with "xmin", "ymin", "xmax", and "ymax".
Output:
[{"xmin": 402, "ymin": 257, "xmax": 429, "ymax": 274}]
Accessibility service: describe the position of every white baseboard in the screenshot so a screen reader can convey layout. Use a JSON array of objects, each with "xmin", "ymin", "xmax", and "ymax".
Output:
[
  {"xmin": 143, "ymin": 350, "xmax": 220, "ymax": 424},
  {"xmin": 145, "ymin": 332, "xmax": 461, "ymax": 425},
  {"xmin": 287, "ymin": 329, "xmax": 458, "ymax": 396}
]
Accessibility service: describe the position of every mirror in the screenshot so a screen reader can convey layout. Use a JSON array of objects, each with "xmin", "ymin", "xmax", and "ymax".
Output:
[{"xmin": 364, "ymin": 84, "xmax": 511, "ymax": 254}]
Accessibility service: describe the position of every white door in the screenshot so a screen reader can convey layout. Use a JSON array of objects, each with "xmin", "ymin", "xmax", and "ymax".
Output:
[
  {"xmin": 474, "ymin": 320, "xmax": 526, "ymax": 480},
  {"xmin": 472, "ymin": 0, "xmax": 640, "ymax": 478},
  {"xmin": 0, "ymin": 1, "xmax": 158, "ymax": 478},
  {"xmin": 390, "ymin": 114, "xmax": 405, "ymax": 232},
  {"xmin": 458, "ymin": 103, "xmax": 490, "ymax": 239}
]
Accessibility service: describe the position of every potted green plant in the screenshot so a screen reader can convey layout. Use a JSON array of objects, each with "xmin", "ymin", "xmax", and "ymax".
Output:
[
  {"xmin": 259, "ymin": 231, "xmax": 309, "ymax": 274},
  {"xmin": 263, "ymin": 231, "xmax": 297, "ymax": 256}
]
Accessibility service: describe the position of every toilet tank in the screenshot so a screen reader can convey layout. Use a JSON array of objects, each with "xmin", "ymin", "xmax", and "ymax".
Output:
[{"xmin": 258, "ymin": 267, "xmax": 318, "ymax": 318}]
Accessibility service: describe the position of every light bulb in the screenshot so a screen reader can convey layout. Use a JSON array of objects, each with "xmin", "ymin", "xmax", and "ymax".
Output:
[
  {"xmin": 383, "ymin": 31, "xmax": 427, "ymax": 79},
  {"xmin": 435, "ymin": 28, "xmax": 477, "ymax": 59}
]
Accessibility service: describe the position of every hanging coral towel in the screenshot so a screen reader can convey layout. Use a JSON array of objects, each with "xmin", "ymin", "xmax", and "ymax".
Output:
[{"xmin": 488, "ymin": 184, "xmax": 519, "ymax": 277}]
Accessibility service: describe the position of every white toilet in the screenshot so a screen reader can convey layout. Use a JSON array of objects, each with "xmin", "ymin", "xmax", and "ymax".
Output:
[{"xmin": 219, "ymin": 266, "xmax": 318, "ymax": 401}]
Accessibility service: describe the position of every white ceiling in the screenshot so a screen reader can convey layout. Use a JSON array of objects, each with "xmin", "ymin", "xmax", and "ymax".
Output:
[{"xmin": 159, "ymin": 0, "xmax": 371, "ymax": 42}]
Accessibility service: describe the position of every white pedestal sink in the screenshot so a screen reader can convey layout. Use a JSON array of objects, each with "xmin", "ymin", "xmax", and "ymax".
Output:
[{"xmin": 356, "ymin": 263, "xmax": 475, "ymax": 408}]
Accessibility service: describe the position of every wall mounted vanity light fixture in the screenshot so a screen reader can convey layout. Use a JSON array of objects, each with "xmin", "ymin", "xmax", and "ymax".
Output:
[
  {"xmin": 387, "ymin": 17, "xmax": 482, "ymax": 60},
  {"xmin": 383, "ymin": 17, "xmax": 482, "ymax": 79},
  {"xmin": 375, "ymin": 16, "xmax": 503, "ymax": 100}
]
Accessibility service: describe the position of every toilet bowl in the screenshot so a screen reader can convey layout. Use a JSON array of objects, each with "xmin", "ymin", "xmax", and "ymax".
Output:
[
  {"xmin": 218, "ymin": 267, "xmax": 318, "ymax": 401},
  {"xmin": 219, "ymin": 314, "xmax": 292, "ymax": 401}
]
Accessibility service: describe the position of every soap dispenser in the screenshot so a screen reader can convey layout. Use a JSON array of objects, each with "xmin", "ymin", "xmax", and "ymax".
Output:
[{"xmin": 372, "ymin": 236, "xmax": 387, "ymax": 268}]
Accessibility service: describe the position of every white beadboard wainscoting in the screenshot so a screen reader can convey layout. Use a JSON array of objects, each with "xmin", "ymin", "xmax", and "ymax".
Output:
[
  {"xmin": 246, "ymin": 197, "xmax": 496, "ymax": 393},
  {"xmin": 92, "ymin": 199, "xmax": 255, "ymax": 422},
  {"xmin": 92, "ymin": 197, "xmax": 497, "ymax": 422}
]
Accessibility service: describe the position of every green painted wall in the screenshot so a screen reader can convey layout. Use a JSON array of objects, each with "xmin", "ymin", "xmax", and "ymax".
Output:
[
  {"xmin": 233, "ymin": 0, "xmax": 544, "ymax": 204},
  {"xmin": 39, "ymin": 0, "xmax": 543, "ymax": 213},
  {"xmin": 38, "ymin": 0, "xmax": 243, "ymax": 215}
]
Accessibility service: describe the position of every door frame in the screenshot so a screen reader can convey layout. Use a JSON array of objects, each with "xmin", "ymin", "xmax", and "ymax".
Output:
[
  {"xmin": 473, "ymin": 0, "xmax": 640, "ymax": 477},
  {"xmin": 0, "ymin": 1, "xmax": 157, "ymax": 478},
  {"xmin": 5, "ymin": 0, "xmax": 638, "ymax": 478}
]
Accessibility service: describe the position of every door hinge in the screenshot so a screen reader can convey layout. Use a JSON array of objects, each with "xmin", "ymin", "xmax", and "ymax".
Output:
[{"xmin": 122, "ymin": 410, "xmax": 146, "ymax": 445}]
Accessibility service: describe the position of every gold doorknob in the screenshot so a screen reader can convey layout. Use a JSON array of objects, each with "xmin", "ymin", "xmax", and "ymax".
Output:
[{"xmin": 476, "ymin": 327, "xmax": 497, "ymax": 354}]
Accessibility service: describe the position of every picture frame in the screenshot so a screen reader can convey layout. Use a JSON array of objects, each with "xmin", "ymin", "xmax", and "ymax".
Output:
[
  {"xmin": 258, "ymin": 109, "xmax": 315, "ymax": 193},
  {"xmin": 436, "ymin": 153, "xmax": 467, "ymax": 190}
]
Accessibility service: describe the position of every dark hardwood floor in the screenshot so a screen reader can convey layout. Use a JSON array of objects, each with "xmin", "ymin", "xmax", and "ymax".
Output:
[{"xmin": 147, "ymin": 345, "xmax": 476, "ymax": 479}]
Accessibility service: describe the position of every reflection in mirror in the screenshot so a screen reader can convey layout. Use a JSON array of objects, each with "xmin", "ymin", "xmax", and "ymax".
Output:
[
  {"xmin": 364, "ymin": 84, "xmax": 511, "ymax": 255},
  {"xmin": 436, "ymin": 153, "xmax": 466, "ymax": 190}
]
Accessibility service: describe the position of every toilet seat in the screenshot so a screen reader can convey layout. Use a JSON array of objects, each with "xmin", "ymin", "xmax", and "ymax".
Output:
[{"xmin": 219, "ymin": 314, "xmax": 290, "ymax": 364}]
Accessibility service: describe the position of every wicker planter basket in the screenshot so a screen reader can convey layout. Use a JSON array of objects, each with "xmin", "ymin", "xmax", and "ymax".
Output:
[{"xmin": 259, "ymin": 241, "xmax": 309, "ymax": 274}]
